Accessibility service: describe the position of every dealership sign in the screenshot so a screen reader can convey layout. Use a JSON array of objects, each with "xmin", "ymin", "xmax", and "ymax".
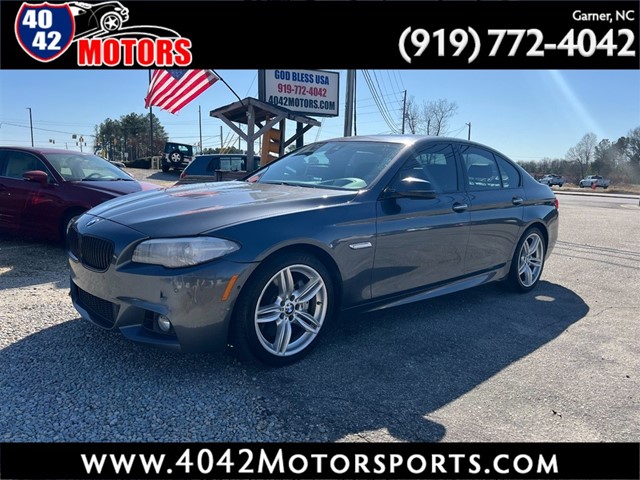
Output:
[
  {"xmin": 14, "ymin": 1, "xmax": 192, "ymax": 67},
  {"xmin": 259, "ymin": 69, "xmax": 339, "ymax": 117}
]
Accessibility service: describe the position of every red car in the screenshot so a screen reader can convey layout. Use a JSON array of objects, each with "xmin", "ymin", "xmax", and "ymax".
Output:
[{"xmin": 0, "ymin": 146, "xmax": 159, "ymax": 242}]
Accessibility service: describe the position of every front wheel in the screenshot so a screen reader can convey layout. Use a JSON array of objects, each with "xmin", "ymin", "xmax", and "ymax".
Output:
[
  {"xmin": 230, "ymin": 252, "xmax": 334, "ymax": 366},
  {"xmin": 506, "ymin": 227, "xmax": 546, "ymax": 293}
]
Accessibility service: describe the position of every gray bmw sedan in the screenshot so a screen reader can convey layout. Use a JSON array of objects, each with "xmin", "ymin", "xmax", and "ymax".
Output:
[{"xmin": 68, "ymin": 136, "xmax": 558, "ymax": 365}]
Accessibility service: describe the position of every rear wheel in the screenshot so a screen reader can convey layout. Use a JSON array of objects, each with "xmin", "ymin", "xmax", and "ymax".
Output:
[
  {"xmin": 169, "ymin": 151, "xmax": 183, "ymax": 165},
  {"xmin": 506, "ymin": 227, "xmax": 546, "ymax": 293},
  {"xmin": 230, "ymin": 252, "xmax": 334, "ymax": 366}
]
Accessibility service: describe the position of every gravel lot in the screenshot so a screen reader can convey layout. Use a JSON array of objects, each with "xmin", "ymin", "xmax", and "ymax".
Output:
[{"xmin": 1, "ymin": 172, "xmax": 638, "ymax": 443}]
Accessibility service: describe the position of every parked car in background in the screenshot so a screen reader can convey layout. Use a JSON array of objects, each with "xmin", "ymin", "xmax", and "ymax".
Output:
[
  {"xmin": 539, "ymin": 174, "xmax": 565, "ymax": 187},
  {"xmin": 162, "ymin": 142, "xmax": 194, "ymax": 172},
  {"xmin": 176, "ymin": 153, "xmax": 261, "ymax": 185},
  {"xmin": 68, "ymin": 136, "xmax": 558, "ymax": 366},
  {"xmin": 109, "ymin": 159, "xmax": 126, "ymax": 169},
  {"xmin": 579, "ymin": 175, "xmax": 609, "ymax": 188},
  {"xmin": 0, "ymin": 146, "xmax": 159, "ymax": 243}
]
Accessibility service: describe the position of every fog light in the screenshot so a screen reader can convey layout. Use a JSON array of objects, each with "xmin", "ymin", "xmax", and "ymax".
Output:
[{"xmin": 157, "ymin": 315, "xmax": 172, "ymax": 332}]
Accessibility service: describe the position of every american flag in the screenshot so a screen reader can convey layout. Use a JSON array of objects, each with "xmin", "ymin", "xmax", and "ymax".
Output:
[{"xmin": 144, "ymin": 69, "xmax": 219, "ymax": 114}]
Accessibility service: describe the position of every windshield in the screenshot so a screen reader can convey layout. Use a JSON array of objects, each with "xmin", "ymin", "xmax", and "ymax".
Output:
[
  {"xmin": 44, "ymin": 153, "xmax": 133, "ymax": 181},
  {"xmin": 251, "ymin": 141, "xmax": 404, "ymax": 190}
]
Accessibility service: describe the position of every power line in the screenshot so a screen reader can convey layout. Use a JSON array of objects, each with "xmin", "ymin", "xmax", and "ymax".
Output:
[
  {"xmin": 0, "ymin": 122, "xmax": 95, "ymax": 137},
  {"xmin": 361, "ymin": 70, "xmax": 401, "ymax": 133},
  {"xmin": 384, "ymin": 70, "xmax": 404, "ymax": 105},
  {"xmin": 371, "ymin": 70, "xmax": 403, "ymax": 127},
  {"xmin": 390, "ymin": 70, "xmax": 405, "ymax": 97}
]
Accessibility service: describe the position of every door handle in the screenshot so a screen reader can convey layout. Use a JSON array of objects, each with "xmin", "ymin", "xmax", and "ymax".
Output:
[
  {"xmin": 452, "ymin": 203, "xmax": 468, "ymax": 213},
  {"xmin": 512, "ymin": 197, "xmax": 524, "ymax": 205}
]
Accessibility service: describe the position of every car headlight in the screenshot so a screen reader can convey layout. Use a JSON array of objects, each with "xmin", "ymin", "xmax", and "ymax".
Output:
[{"xmin": 132, "ymin": 237, "xmax": 240, "ymax": 268}]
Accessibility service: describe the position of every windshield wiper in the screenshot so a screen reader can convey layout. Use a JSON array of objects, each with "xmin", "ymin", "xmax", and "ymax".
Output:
[{"xmin": 261, "ymin": 181, "xmax": 309, "ymax": 187}]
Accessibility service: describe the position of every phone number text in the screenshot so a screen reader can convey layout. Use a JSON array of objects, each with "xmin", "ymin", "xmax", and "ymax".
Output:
[
  {"xmin": 277, "ymin": 83, "xmax": 328, "ymax": 97},
  {"xmin": 398, "ymin": 28, "xmax": 636, "ymax": 64}
]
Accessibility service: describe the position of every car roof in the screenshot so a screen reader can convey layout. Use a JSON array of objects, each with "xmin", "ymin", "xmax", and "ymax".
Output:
[
  {"xmin": 0, "ymin": 146, "xmax": 95, "ymax": 155},
  {"xmin": 319, "ymin": 135, "xmax": 515, "ymax": 159}
]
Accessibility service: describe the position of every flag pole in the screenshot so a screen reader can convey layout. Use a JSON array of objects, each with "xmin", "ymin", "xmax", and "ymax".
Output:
[
  {"xmin": 148, "ymin": 70, "xmax": 154, "ymax": 160},
  {"xmin": 211, "ymin": 70, "xmax": 244, "ymax": 106},
  {"xmin": 198, "ymin": 105, "xmax": 203, "ymax": 154}
]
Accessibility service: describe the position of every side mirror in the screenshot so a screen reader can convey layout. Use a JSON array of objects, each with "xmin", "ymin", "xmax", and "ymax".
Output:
[
  {"xmin": 23, "ymin": 170, "xmax": 49, "ymax": 185},
  {"xmin": 386, "ymin": 176, "xmax": 437, "ymax": 200}
]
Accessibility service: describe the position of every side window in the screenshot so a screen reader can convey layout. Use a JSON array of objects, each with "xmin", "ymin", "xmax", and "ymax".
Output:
[
  {"xmin": 188, "ymin": 158, "xmax": 210, "ymax": 174},
  {"xmin": 495, "ymin": 154, "xmax": 521, "ymax": 188},
  {"xmin": 397, "ymin": 143, "xmax": 458, "ymax": 193},
  {"xmin": 3, "ymin": 152, "xmax": 48, "ymax": 180},
  {"xmin": 219, "ymin": 157, "xmax": 244, "ymax": 171},
  {"xmin": 460, "ymin": 146, "xmax": 501, "ymax": 190}
]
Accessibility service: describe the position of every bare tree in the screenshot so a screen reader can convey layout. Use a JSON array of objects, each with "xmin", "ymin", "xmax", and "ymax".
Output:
[
  {"xmin": 627, "ymin": 126, "xmax": 640, "ymax": 167},
  {"xmin": 423, "ymin": 99, "xmax": 458, "ymax": 136},
  {"xmin": 565, "ymin": 132, "xmax": 598, "ymax": 182},
  {"xmin": 402, "ymin": 96, "xmax": 422, "ymax": 134}
]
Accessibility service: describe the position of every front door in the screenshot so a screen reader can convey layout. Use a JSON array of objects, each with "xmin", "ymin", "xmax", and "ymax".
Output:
[{"xmin": 372, "ymin": 143, "xmax": 470, "ymax": 298}]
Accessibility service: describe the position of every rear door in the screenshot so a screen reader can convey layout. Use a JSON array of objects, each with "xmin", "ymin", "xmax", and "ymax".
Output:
[{"xmin": 457, "ymin": 144, "xmax": 525, "ymax": 275}]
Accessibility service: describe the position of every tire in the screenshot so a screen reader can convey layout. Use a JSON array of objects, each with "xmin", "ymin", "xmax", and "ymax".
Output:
[
  {"xmin": 505, "ymin": 227, "xmax": 546, "ymax": 293},
  {"xmin": 230, "ymin": 252, "xmax": 334, "ymax": 366},
  {"xmin": 100, "ymin": 13, "xmax": 122, "ymax": 31},
  {"xmin": 169, "ymin": 151, "xmax": 183, "ymax": 165}
]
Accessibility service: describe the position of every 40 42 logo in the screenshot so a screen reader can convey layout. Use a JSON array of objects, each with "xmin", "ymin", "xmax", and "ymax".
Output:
[{"xmin": 14, "ymin": 1, "xmax": 193, "ymax": 67}]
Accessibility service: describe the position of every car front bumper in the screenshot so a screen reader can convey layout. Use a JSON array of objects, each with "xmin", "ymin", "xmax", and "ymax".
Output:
[{"xmin": 68, "ymin": 214, "xmax": 256, "ymax": 352}]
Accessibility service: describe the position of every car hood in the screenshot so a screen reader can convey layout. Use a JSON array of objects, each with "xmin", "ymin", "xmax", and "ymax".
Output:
[
  {"xmin": 71, "ymin": 179, "xmax": 159, "ymax": 196},
  {"xmin": 86, "ymin": 181, "xmax": 360, "ymax": 237}
]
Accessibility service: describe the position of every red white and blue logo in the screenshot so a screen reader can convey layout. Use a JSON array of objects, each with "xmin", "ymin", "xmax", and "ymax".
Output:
[
  {"xmin": 15, "ymin": 2, "xmax": 75, "ymax": 62},
  {"xmin": 13, "ymin": 1, "xmax": 192, "ymax": 67}
]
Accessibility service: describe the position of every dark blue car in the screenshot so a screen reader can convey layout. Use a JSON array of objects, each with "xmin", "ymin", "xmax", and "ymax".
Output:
[{"xmin": 69, "ymin": 136, "xmax": 559, "ymax": 366}]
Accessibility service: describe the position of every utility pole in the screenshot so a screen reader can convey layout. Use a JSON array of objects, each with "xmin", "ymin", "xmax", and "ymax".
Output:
[
  {"xmin": 198, "ymin": 105, "xmax": 203, "ymax": 154},
  {"xmin": 220, "ymin": 126, "xmax": 223, "ymax": 151},
  {"xmin": 148, "ymin": 70, "xmax": 154, "ymax": 157},
  {"xmin": 401, "ymin": 90, "xmax": 407, "ymax": 134},
  {"xmin": 466, "ymin": 122, "xmax": 471, "ymax": 140},
  {"xmin": 26, "ymin": 107, "xmax": 34, "ymax": 146},
  {"xmin": 353, "ymin": 72, "xmax": 357, "ymax": 136},
  {"xmin": 343, "ymin": 70, "xmax": 355, "ymax": 137}
]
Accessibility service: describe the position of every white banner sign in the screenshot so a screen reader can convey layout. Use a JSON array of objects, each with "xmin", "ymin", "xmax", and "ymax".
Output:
[{"xmin": 259, "ymin": 69, "xmax": 340, "ymax": 117}]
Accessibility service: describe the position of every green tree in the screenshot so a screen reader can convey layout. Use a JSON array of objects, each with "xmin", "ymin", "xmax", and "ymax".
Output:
[{"xmin": 94, "ymin": 113, "xmax": 168, "ymax": 161}]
